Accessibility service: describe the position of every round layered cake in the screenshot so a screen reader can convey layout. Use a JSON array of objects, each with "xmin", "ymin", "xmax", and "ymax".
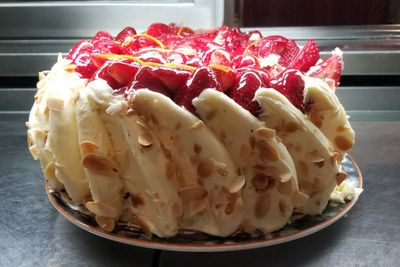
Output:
[{"xmin": 27, "ymin": 23, "xmax": 355, "ymax": 237}]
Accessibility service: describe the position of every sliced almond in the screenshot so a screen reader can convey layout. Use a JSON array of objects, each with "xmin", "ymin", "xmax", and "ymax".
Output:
[
  {"xmin": 258, "ymin": 140, "xmax": 280, "ymax": 161},
  {"xmin": 251, "ymin": 173, "xmax": 270, "ymax": 191},
  {"xmin": 178, "ymin": 186, "xmax": 208, "ymax": 201},
  {"xmin": 256, "ymin": 127, "xmax": 275, "ymax": 139},
  {"xmin": 80, "ymin": 141, "xmax": 99, "ymax": 156},
  {"xmin": 334, "ymin": 135, "xmax": 353, "ymax": 151},
  {"xmin": 86, "ymin": 201, "xmax": 118, "ymax": 218},
  {"xmin": 82, "ymin": 153, "xmax": 118, "ymax": 176},
  {"xmin": 229, "ymin": 175, "xmax": 245, "ymax": 193},
  {"xmin": 46, "ymin": 97, "xmax": 64, "ymax": 111},
  {"xmin": 138, "ymin": 132, "xmax": 153, "ymax": 147},
  {"xmin": 283, "ymin": 122, "xmax": 298, "ymax": 133},
  {"xmin": 95, "ymin": 215, "xmax": 115, "ymax": 232},
  {"xmin": 190, "ymin": 120, "xmax": 205, "ymax": 131},
  {"xmin": 131, "ymin": 193, "xmax": 145, "ymax": 207},
  {"xmin": 197, "ymin": 159, "xmax": 215, "ymax": 178},
  {"xmin": 215, "ymin": 161, "xmax": 228, "ymax": 176}
]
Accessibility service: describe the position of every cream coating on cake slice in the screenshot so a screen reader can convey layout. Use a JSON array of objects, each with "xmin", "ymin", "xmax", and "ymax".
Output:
[
  {"xmin": 132, "ymin": 90, "xmax": 244, "ymax": 237},
  {"xmin": 303, "ymin": 76, "xmax": 355, "ymax": 161},
  {"xmin": 27, "ymin": 58, "xmax": 66, "ymax": 190},
  {"xmin": 193, "ymin": 89, "xmax": 301, "ymax": 233},
  {"xmin": 255, "ymin": 88, "xmax": 341, "ymax": 214},
  {"xmin": 85, "ymin": 80, "xmax": 183, "ymax": 237},
  {"xmin": 42, "ymin": 58, "xmax": 90, "ymax": 204},
  {"xmin": 75, "ymin": 81, "xmax": 124, "ymax": 225}
]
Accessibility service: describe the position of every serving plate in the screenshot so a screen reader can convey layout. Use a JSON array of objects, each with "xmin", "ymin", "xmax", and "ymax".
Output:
[{"xmin": 46, "ymin": 154, "xmax": 362, "ymax": 252}]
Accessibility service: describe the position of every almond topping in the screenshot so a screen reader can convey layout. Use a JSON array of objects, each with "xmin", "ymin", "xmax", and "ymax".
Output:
[
  {"xmin": 138, "ymin": 132, "xmax": 153, "ymax": 147},
  {"xmin": 197, "ymin": 159, "xmax": 215, "ymax": 178},
  {"xmin": 310, "ymin": 113, "xmax": 323, "ymax": 128},
  {"xmin": 224, "ymin": 201, "xmax": 235, "ymax": 215},
  {"xmin": 126, "ymin": 108, "xmax": 137, "ymax": 116},
  {"xmin": 256, "ymin": 127, "xmax": 275, "ymax": 139},
  {"xmin": 334, "ymin": 135, "xmax": 353, "ymax": 151},
  {"xmin": 313, "ymin": 159, "xmax": 325, "ymax": 168},
  {"xmin": 193, "ymin": 143, "xmax": 202, "ymax": 154},
  {"xmin": 86, "ymin": 201, "xmax": 118, "ymax": 218},
  {"xmin": 82, "ymin": 153, "xmax": 118, "ymax": 176},
  {"xmin": 206, "ymin": 109, "xmax": 218, "ymax": 120},
  {"xmin": 215, "ymin": 161, "xmax": 228, "ymax": 176},
  {"xmin": 190, "ymin": 121, "xmax": 205, "ymax": 131},
  {"xmin": 131, "ymin": 193, "xmax": 145, "ymax": 207},
  {"xmin": 178, "ymin": 186, "xmax": 208, "ymax": 201},
  {"xmin": 80, "ymin": 141, "xmax": 99, "ymax": 156},
  {"xmin": 46, "ymin": 97, "xmax": 64, "ymax": 111},
  {"xmin": 283, "ymin": 122, "xmax": 298, "ymax": 133},
  {"xmin": 229, "ymin": 175, "xmax": 245, "ymax": 193},
  {"xmin": 160, "ymin": 142, "xmax": 172, "ymax": 159},
  {"xmin": 258, "ymin": 140, "xmax": 280, "ymax": 161},
  {"xmin": 251, "ymin": 173, "xmax": 270, "ymax": 191},
  {"xmin": 95, "ymin": 215, "xmax": 115, "ymax": 232},
  {"xmin": 336, "ymin": 171, "xmax": 348, "ymax": 185},
  {"xmin": 255, "ymin": 193, "xmax": 271, "ymax": 219}
]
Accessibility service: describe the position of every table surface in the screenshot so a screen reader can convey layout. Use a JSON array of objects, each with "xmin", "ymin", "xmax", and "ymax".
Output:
[{"xmin": 1, "ymin": 115, "xmax": 399, "ymax": 267}]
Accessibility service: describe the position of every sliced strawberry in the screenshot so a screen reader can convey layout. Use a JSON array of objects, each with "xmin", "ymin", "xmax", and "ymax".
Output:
[
  {"xmin": 152, "ymin": 67, "xmax": 191, "ymax": 93},
  {"xmin": 270, "ymin": 69, "xmax": 305, "ymax": 111},
  {"xmin": 116, "ymin": 27, "xmax": 137, "ymax": 43},
  {"xmin": 213, "ymin": 68, "xmax": 237, "ymax": 91},
  {"xmin": 130, "ymin": 66, "xmax": 171, "ymax": 96},
  {"xmin": 229, "ymin": 71, "xmax": 263, "ymax": 115},
  {"xmin": 289, "ymin": 39, "xmax": 319, "ymax": 72},
  {"xmin": 146, "ymin": 23, "xmax": 173, "ymax": 37},
  {"xmin": 279, "ymin": 39, "xmax": 300, "ymax": 67},
  {"xmin": 232, "ymin": 54, "xmax": 260, "ymax": 68},
  {"xmin": 176, "ymin": 67, "xmax": 220, "ymax": 112},
  {"xmin": 166, "ymin": 51, "xmax": 188, "ymax": 65},
  {"xmin": 134, "ymin": 50, "xmax": 167, "ymax": 64},
  {"xmin": 93, "ymin": 31, "xmax": 113, "ymax": 42},
  {"xmin": 255, "ymin": 36, "xmax": 288, "ymax": 58},
  {"xmin": 92, "ymin": 61, "xmax": 120, "ymax": 89},
  {"xmin": 308, "ymin": 54, "xmax": 343, "ymax": 87},
  {"xmin": 67, "ymin": 40, "xmax": 98, "ymax": 78},
  {"xmin": 107, "ymin": 61, "xmax": 140, "ymax": 86},
  {"xmin": 236, "ymin": 67, "xmax": 270, "ymax": 87}
]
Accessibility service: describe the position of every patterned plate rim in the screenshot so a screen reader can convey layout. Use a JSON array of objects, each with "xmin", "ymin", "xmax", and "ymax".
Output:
[{"xmin": 45, "ymin": 154, "xmax": 363, "ymax": 252}]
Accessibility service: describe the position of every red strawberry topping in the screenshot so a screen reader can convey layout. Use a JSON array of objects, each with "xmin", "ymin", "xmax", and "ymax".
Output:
[
  {"xmin": 288, "ymin": 39, "xmax": 319, "ymax": 72},
  {"xmin": 270, "ymin": 69, "xmax": 305, "ymax": 111},
  {"xmin": 66, "ymin": 24, "xmax": 341, "ymax": 115},
  {"xmin": 308, "ymin": 54, "xmax": 343, "ymax": 88}
]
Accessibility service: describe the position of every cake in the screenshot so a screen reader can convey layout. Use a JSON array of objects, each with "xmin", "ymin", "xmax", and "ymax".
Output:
[{"xmin": 27, "ymin": 23, "xmax": 355, "ymax": 237}]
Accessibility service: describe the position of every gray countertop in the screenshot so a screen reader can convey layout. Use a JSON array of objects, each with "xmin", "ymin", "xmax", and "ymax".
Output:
[{"xmin": 1, "ymin": 115, "xmax": 399, "ymax": 267}]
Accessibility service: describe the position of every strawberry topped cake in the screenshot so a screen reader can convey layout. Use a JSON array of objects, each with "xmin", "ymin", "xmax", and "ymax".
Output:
[{"xmin": 27, "ymin": 23, "xmax": 355, "ymax": 237}]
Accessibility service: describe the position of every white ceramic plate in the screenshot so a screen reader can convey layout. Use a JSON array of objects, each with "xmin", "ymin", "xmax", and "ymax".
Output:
[{"xmin": 46, "ymin": 155, "xmax": 362, "ymax": 252}]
